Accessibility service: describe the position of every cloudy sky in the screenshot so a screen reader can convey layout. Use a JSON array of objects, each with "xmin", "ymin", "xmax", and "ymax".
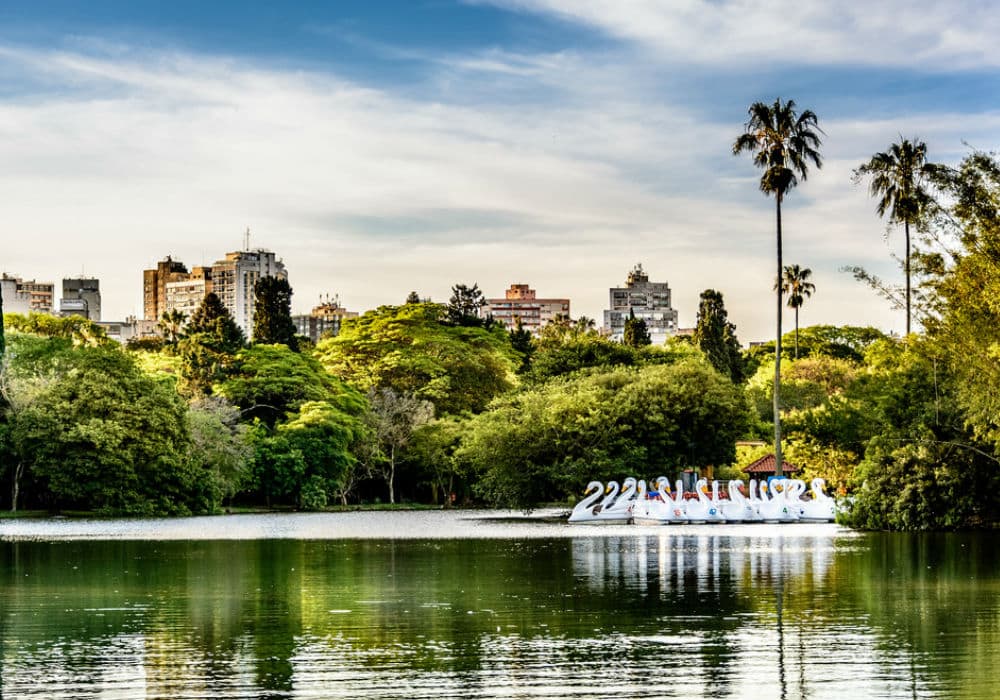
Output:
[{"xmin": 1, "ymin": 1, "xmax": 997, "ymax": 340}]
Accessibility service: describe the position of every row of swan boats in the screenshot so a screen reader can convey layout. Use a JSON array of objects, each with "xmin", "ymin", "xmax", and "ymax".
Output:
[{"xmin": 568, "ymin": 476, "xmax": 837, "ymax": 524}]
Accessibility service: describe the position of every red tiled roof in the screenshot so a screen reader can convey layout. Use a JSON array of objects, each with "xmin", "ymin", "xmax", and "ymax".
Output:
[{"xmin": 742, "ymin": 454, "xmax": 800, "ymax": 474}]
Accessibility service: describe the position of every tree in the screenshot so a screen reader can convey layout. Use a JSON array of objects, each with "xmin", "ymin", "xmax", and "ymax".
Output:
[
  {"xmin": 365, "ymin": 388, "xmax": 435, "ymax": 504},
  {"xmin": 315, "ymin": 303, "xmax": 517, "ymax": 415},
  {"xmin": 623, "ymin": 309, "xmax": 652, "ymax": 348},
  {"xmin": 188, "ymin": 292, "xmax": 245, "ymax": 353},
  {"xmin": 447, "ymin": 283, "xmax": 488, "ymax": 327},
  {"xmin": 186, "ymin": 397, "xmax": 253, "ymax": 508},
  {"xmin": 693, "ymin": 289, "xmax": 744, "ymax": 383},
  {"xmin": 158, "ymin": 309, "xmax": 188, "ymax": 346},
  {"xmin": 733, "ymin": 97, "xmax": 823, "ymax": 475},
  {"xmin": 853, "ymin": 139, "xmax": 939, "ymax": 335},
  {"xmin": 219, "ymin": 344, "xmax": 364, "ymax": 427},
  {"xmin": 405, "ymin": 291, "xmax": 421, "ymax": 304},
  {"xmin": 459, "ymin": 360, "xmax": 750, "ymax": 509},
  {"xmin": 778, "ymin": 265, "xmax": 815, "ymax": 358},
  {"xmin": 508, "ymin": 319, "xmax": 534, "ymax": 374},
  {"xmin": 4, "ymin": 343, "xmax": 205, "ymax": 515},
  {"xmin": 253, "ymin": 277, "xmax": 298, "ymax": 350},
  {"xmin": 0, "ymin": 284, "xmax": 5, "ymax": 362}
]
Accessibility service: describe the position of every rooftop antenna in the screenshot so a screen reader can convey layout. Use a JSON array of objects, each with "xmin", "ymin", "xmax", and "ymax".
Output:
[{"xmin": 244, "ymin": 227, "xmax": 251, "ymax": 251}]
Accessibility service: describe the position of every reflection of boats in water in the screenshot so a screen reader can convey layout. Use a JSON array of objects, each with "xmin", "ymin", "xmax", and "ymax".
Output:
[
  {"xmin": 570, "ymin": 476, "xmax": 837, "ymax": 525},
  {"xmin": 570, "ymin": 532, "xmax": 835, "ymax": 593}
]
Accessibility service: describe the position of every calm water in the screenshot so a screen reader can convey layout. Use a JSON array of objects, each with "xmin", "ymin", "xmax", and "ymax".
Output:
[{"xmin": 1, "ymin": 512, "xmax": 998, "ymax": 699}]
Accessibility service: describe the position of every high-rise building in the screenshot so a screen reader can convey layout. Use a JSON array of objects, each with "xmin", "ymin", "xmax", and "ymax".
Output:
[
  {"xmin": 292, "ymin": 294, "xmax": 358, "ymax": 343},
  {"xmin": 60, "ymin": 277, "xmax": 101, "ymax": 321},
  {"xmin": 211, "ymin": 249, "xmax": 287, "ymax": 337},
  {"xmin": 164, "ymin": 266, "xmax": 213, "ymax": 319},
  {"xmin": 0, "ymin": 274, "xmax": 55, "ymax": 314},
  {"xmin": 143, "ymin": 256, "xmax": 189, "ymax": 321},
  {"xmin": 482, "ymin": 283, "xmax": 570, "ymax": 334},
  {"xmin": 603, "ymin": 264, "xmax": 678, "ymax": 344}
]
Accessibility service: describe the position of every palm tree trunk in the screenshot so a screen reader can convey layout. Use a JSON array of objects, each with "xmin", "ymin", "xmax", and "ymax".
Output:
[
  {"xmin": 774, "ymin": 195, "xmax": 784, "ymax": 477},
  {"xmin": 904, "ymin": 219, "xmax": 911, "ymax": 336},
  {"xmin": 794, "ymin": 307, "xmax": 799, "ymax": 359}
]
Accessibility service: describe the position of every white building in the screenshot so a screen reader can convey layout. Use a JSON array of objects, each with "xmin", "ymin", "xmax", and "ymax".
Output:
[
  {"xmin": 603, "ymin": 264, "xmax": 678, "ymax": 344},
  {"xmin": 210, "ymin": 249, "xmax": 287, "ymax": 337},
  {"xmin": 1, "ymin": 274, "xmax": 55, "ymax": 315}
]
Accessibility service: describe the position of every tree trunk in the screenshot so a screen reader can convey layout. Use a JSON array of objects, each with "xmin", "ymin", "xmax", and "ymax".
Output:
[
  {"xmin": 12, "ymin": 461, "xmax": 23, "ymax": 512},
  {"xmin": 774, "ymin": 195, "xmax": 784, "ymax": 477},
  {"xmin": 905, "ymin": 219, "xmax": 911, "ymax": 336},
  {"xmin": 388, "ymin": 445, "xmax": 396, "ymax": 505},
  {"xmin": 794, "ymin": 307, "xmax": 799, "ymax": 359}
]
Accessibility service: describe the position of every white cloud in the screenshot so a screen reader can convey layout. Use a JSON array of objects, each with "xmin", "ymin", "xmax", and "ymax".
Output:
[
  {"xmin": 474, "ymin": 0, "xmax": 1000, "ymax": 70},
  {"xmin": 0, "ymin": 39, "xmax": 995, "ymax": 343}
]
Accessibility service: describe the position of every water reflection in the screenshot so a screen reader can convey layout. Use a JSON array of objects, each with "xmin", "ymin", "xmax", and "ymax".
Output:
[{"xmin": 0, "ymin": 527, "xmax": 997, "ymax": 699}]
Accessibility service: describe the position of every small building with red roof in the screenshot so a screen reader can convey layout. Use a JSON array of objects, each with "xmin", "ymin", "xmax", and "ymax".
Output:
[{"xmin": 742, "ymin": 454, "xmax": 801, "ymax": 478}]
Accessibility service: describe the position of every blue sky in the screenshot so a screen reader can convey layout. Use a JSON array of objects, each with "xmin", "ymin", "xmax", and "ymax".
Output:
[{"xmin": 1, "ymin": 1, "xmax": 998, "ymax": 339}]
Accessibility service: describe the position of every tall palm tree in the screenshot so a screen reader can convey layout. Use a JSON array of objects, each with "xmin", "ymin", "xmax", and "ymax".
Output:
[
  {"xmin": 734, "ymin": 98, "xmax": 822, "ymax": 476},
  {"xmin": 852, "ymin": 138, "xmax": 936, "ymax": 335},
  {"xmin": 778, "ymin": 265, "xmax": 815, "ymax": 358}
]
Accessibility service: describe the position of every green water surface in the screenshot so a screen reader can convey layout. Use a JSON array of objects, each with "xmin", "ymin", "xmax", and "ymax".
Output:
[{"xmin": 1, "ymin": 525, "xmax": 997, "ymax": 699}]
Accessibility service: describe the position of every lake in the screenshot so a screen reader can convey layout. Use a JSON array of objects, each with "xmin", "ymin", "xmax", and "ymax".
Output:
[{"xmin": 1, "ymin": 511, "xmax": 997, "ymax": 699}]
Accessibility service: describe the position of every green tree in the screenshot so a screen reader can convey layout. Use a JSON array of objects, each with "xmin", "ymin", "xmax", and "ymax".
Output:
[
  {"xmin": 3, "ymin": 312, "xmax": 110, "ymax": 346},
  {"xmin": 623, "ymin": 309, "xmax": 652, "ymax": 348},
  {"xmin": 853, "ymin": 138, "xmax": 939, "ymax": 335},
  {"xmin": 508, "ymin": 319, "xmax": 534, "ymax": 374},
  {"xmin": 778, "ymin": 265, "xmax": 815, "ymax": 358},
  {"xmin": 922, "ymin": 150, "xmax": 1000, "ymax": 451},
  {"xmin": 315, "ymin": 303, "xmax": 516, "ymax": 415},
  {"xmin": 459, "ymin": 359, "xmax": 749, "ymax": 509},
  {"xmin": 405, "ymin": 291, "xmax": 421, "ymax": 304},
  {"xmin": 158, "ymin": 309, "xmax": 188, "ymax": 346},
  {"xmin": 277, "ymin": 400, "xmax": 364, "ymax": 509},
  {"xmin": 219, "ymin": 344, "xmax": 364, "ymax": 427},
  {"xmin": 693, "ymin": 289, "xmax": 744, "ymax": 382},
  {"xmin": 186, "ymin": 397, "xmax": 253, "ymax": 508},
  {"xmin": 188, "ymin": 292, "xmax": 245, "ymax": 353},
  {"xmin": 733, "ymin": 97, "xmax": 823, "ymax": 475},
  {"xmin": 364, "ymin": 387, "xmax": 435, "ymax": 504},
  {"xmin": 253, "ymin": 277, "xmax": 298, "ymax": 350},
  {"xmin": 447, "ymin": 283, "xmax": 488, "ymax": 327},
  {"xmin": 4, "ymin": 343, "xmax": 205, "ymax": 515}
]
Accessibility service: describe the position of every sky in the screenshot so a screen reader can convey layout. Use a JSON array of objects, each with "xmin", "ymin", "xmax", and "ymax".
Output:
[{"xmin": 1, "ymin": 1, "xmax": 998, "ymax": 341}]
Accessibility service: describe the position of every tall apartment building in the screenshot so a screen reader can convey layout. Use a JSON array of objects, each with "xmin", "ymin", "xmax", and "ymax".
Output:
[
  {"xmin": 292, "ymin": 295, "xmax": 358, "ymax": 343},
  {"xmin": 143, "ymin": 256, "xmax": 189, "ymax": 321},
  {"xmin": 0, "ymin": 274, "xmax": 55, "ymax": 314},
  {"xmin": 211, "ymin": 249, "xmax": 287, "ymax": 338},
  {"xmin": 603, "ymin": 264, "xmax": 678, "ymax": 344},
  {"xmin": 60, "ymin": 277, "xmax": 101, "ymax": 321},
  {"xmin": 482, "ymin": 284, "xmax": 570, "ymax": 334},
  {"xmin": 164, "ymin": 266, "xmax": 213, "ymax": 318}
]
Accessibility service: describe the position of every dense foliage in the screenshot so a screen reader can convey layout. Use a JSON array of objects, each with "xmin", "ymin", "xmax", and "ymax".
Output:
[
  {"xmin": 460, "ymin": 359, "xmax": 749, "ymax": 509},
  {"xmin": 315, "ymin": 303, "xmax": 517, "ymax": 414}
]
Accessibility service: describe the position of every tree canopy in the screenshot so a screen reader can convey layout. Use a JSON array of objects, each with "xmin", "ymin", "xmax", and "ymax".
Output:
[{"xmin": 315, "ymin": 303, "xmax": 516, "ymax": 415}]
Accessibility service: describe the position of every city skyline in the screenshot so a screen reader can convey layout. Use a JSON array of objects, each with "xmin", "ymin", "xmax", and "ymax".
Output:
[{"xmin": 2, "ymin": 1, "xmax": 998, "ymax": 341}]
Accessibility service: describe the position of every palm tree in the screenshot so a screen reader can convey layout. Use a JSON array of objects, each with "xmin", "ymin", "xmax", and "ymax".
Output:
[
  {"xmin": 158, "ymin": 309, "xmax": 188, "ymax": 345},
  {"xmin": 777, "ymin": 265, "xmax": 815, "ymax": 358},
  {"xmin": 852, "ymin": 139, "xmax": 936, "ymax": 335},
  {"xmin": 734, "ymin": 98, "xmax": 822, "ymax": 476}
]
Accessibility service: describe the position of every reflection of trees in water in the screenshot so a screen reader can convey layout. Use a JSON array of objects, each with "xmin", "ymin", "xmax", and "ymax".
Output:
[{"xmin": 2, "ymin": 533, "xmax": 999, "ymax": 698}]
